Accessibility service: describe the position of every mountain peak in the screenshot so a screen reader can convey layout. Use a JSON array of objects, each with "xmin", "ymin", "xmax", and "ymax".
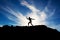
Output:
[{"xmin": 0, "ymin": 25, "xmax": 59, "ymax": 32}]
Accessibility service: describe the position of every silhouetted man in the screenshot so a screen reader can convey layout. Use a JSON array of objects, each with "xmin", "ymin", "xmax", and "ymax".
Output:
[{"xmin": 26, "ymin": 17, "xmax": 35, "ymax": 26}]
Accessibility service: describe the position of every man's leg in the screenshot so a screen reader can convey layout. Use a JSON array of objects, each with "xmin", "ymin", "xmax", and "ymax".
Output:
[
  {"xmin": 31, "ymin": 22, "xmax": 33, "ymax": 26},
  {"xmin": 28, "ymin": 22, "xmax": 30, "ymax": 26}
]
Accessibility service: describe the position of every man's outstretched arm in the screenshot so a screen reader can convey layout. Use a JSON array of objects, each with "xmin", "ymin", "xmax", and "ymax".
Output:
[{"xmin": 31, "ymin": 18, "xmax": 35, "ymax": 20}]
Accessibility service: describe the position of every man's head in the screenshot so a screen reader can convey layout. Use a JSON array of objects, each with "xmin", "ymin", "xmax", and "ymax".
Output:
[{"xmin": 29, "ymin": 17, "xmax": 30, "ymax": 18}]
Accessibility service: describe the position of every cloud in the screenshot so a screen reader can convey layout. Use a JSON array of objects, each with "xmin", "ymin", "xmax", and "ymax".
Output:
[
  {"xmin": 1, "ymin": 0, "xmax": 58, "ymax": 29},
  {"xmin": 44, "ymin": 7, "xmax": 56, "ymax": 19},
  {"xmin": 50, "ymin": 24, "xmax": 60, "ymax": 32},
  {"xmin": 21, "ymin": 0, "xmax": 40, "ymax": 12},
  {"xmin": 1, "ymin": 0, "xmax": 60, "ymax": 32},
  {"xmin": 2, "ymin": 6, "xmax": 29, "ymax": 26},
  {"xmin": 1, "ymin": 0, "xmax": 60, "ymax": 31},
  {"xmin": 21, "ymin": 0, "xmax": 48, "ymax": 25},
  {"xmin": 1, "ymin": 0, "xmax": 49, "ymax": 26},
  {"xmin": 55, "ymin": 24, "xmax": 60, "ymax": 32}
]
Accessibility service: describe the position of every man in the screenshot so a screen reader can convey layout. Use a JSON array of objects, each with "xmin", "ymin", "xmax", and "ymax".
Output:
[{"xmin": 26, "ymin": 17, "xmax": 35, "ymax": 26}]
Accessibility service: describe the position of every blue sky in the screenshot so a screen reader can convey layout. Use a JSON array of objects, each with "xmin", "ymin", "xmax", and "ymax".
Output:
[{"xmin": 0, "ymin": 0, "xmax": 60, "ymax": 31}]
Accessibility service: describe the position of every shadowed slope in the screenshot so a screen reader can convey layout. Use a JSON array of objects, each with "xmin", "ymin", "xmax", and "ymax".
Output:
[{"xmin": 0, "ymin": 25, "xmax": 59, "ymax": 32}]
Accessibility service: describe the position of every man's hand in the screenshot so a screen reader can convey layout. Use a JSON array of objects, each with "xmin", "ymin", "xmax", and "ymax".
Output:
[
  {"xmin": 26, "ymin": 17, "xmax": 28, "ymax": 19},
  {"xmin": 26, "ymin": 17, "xmax": 29, "ymax": 19}
]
